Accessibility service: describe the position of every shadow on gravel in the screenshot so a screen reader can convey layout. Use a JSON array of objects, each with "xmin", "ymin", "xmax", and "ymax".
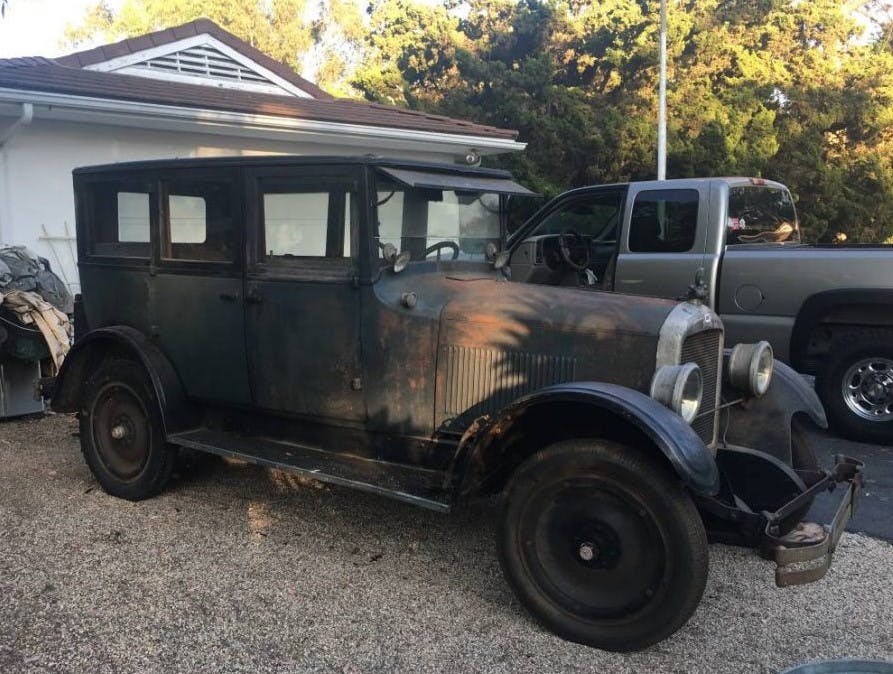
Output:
[{"xmin": 161, "ymin": 449, "xmax": 514, "ymax": 610}]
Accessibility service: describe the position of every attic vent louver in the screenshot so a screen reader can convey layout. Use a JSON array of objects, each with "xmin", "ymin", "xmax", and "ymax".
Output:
[
  {"xmin": 111, "ymin": 42, "xmax": 298, "ymax": 97},
  {"xmin": 141, "ymin": 46, "xmax": 267, "ymax": 83}
]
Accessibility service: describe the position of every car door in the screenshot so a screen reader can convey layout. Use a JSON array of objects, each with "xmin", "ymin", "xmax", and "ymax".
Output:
[
  {"xmin": 243, "ymin": 166, "xmax": 365, "ymax": 424},
  {"xmin": 151, "ymin": 169, "xmax": 251, "ymax": 406},
  {"xmin": 613, "ymin": 185, "xmax": 711, "ymax": 301}
]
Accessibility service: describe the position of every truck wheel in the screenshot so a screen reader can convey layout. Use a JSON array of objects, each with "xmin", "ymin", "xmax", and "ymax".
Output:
[
  {"xmin": 79, "ymin": 358, "xmax": 177, "ymax": 500},
  {"xmin": 816, "ymin": 331, "xmax": 893, "ymax": 444},
  {"xmin": 498, "ymin": 439, "xmax": 708, "ymax": 652}
]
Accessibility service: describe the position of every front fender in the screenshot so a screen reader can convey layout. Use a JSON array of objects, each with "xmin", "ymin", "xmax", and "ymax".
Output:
[
  {"xmin": 723, "ymin": 358, "xmax": 826, "ymax": 464},
  {"xmin": 456, "ymin": 382, "xmax": 720, "ymax": 497},
  {"xmin": 51, "ymin": 326, "xmax": 197, "ymax": 434}
]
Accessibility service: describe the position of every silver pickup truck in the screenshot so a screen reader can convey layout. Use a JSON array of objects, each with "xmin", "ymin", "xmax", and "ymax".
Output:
[{"xmin": 509, "ymin": 177, "xmax": 893, "ymax": 444}]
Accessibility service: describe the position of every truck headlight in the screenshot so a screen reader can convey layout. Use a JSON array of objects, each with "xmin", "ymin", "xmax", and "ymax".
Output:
[
  {"xmin": 650, "ymin": 363, "xmax": 703, "ymax": 423},
  {"xmin": 726, "ymin": 341, "xmax": 773, "ymax": 397}
]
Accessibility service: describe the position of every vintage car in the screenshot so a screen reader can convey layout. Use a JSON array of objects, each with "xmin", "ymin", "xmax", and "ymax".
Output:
[{"xmin": 52, "ymin": 156, "xmax": 862, "ymax": 652}]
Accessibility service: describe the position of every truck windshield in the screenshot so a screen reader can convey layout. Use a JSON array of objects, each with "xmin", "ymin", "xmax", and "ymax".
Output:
[
  {"xmin": 374, "ymin": 178, "xmax": 502, "ymax": 262},
  {"xmin": 727, "ymin": 185, "xmax": 800, "ymax": 244}
]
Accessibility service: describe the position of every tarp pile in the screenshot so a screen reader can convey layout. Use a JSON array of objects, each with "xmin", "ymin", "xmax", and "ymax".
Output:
[{"xmin": 0, "ymin": 246, "xmax": 73, "ymax": 369}]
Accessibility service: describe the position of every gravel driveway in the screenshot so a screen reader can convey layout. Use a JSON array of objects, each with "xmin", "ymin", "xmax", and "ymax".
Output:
[{"xmin": 1, "ymin": 414, "xmax": 891, "ymax": 674}]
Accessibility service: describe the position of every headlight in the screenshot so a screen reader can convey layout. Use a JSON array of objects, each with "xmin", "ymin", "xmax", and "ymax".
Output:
[
  {"xmin": 726, "ymin": 341, "xmax": 773, "ymax": 397},
  {"xmin": 650, "ymin": 363, "xmax": 703, "ymax": 423}
]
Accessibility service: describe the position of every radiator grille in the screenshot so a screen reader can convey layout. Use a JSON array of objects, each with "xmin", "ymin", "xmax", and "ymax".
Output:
[
  {"xmin": 681, "ymin": 330, "xmax": 722, "ymax": 445},
  {"xmin": 442, "ymin": 346, "xmax": 575, "ymax": 418}
]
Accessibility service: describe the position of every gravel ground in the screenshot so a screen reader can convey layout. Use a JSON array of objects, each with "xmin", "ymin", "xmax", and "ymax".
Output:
[{"xmin": 1, "ymin": 414, "xmax": 891, "ymax": 674}]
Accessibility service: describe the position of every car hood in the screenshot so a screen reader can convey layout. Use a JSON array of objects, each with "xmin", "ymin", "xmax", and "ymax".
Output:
[{"xmin": 438, "ymin": 273, "xmax": 676, "ymax": 340}]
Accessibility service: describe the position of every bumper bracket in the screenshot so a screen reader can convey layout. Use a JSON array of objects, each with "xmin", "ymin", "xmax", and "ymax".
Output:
[{"xmin": 762, "ymin": 455, "xmax": 863, "ymax": 587}]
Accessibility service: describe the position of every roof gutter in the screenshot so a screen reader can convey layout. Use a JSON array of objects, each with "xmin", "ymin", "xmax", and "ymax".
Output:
[
  {"xmin": 0, "ymin": 89, "xmax": 525, "ymax": 156},
  {"xmin": 0, "ymin": 102, "xmax": 34, "ymax": 147}
]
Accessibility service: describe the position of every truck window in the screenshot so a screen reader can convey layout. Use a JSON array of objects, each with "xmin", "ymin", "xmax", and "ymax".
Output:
[
  {"xmin": 727, "ymin": 185, "xmax": 799, "ymax": 244},
  {"xmin": 628, "ymin": 189, "xmax": 698, "ymax": 253},
  {"xmin": 161, "ymin": 179, "xmax": 238, "ymax": 263},
  {"xmin": 529, "ymin": 193, "xmax": 623, "ymax": 241}
]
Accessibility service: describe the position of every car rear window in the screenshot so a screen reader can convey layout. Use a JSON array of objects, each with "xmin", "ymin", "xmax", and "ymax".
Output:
[{"xmin": 727, "ymin": 185, "xmax": 799, "ymax": 244}]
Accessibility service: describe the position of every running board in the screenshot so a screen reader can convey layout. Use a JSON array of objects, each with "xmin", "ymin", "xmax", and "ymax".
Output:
[{"xmin": 167, "ymin": 428, "xmax": 452, "ymax": 512}]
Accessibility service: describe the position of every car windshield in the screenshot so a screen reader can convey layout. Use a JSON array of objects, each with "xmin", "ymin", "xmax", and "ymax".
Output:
[
  {"xmin": 727, "ymin": 185, "xmax": 800, "ymax": 244},
  {"xmin": 374, "ymin": 178, "xmax": 503, "ymax": 262}
]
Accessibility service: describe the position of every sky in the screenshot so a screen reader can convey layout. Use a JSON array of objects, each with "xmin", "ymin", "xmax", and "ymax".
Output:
[{"xmin": 0, "ymin": 0, "xmax": 124, "ymax": 58}]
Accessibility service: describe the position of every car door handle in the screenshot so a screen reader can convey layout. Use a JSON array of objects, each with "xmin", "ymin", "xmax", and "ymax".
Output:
[
  {"xmin": 245, "ymin": 290, "xmax": 263, "ymax": 304},
  {"xmin": 219, "ymin": 292, "xmax": 240, "ymax": 302}
]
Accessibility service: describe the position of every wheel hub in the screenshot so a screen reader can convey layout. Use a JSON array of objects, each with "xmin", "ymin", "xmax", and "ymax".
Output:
[
  {"xmin": 572, "ymin": 522, "xmax": 621, "ymax": 570},
  {"xmin": 842, "ymin": 357, "xmax": 893, "ymax": 422},
  {"xmin": 92, "ymin": 383, "xmax": 150, "ymax": 479},
  {"xmin": 110, "ymin": 418, "xmax": 134, "ymax": 442},
  {"xmin": 578, "ymin": 542, "xmax": 597, "ymax": 562},
  {"xmin": 520, "ymin": 479, "xmax": 666, "ymax": 620}
]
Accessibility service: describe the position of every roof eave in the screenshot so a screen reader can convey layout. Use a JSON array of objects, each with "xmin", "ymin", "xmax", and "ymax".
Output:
[{"xmin": 0, "ymin": 88, "xmax": 524, "ymax": 156}]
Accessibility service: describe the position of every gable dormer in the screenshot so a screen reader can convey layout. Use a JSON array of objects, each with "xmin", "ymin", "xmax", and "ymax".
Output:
[{"xmin": 83, "ymin": 34, "xmax": 313, "ymax": 98}]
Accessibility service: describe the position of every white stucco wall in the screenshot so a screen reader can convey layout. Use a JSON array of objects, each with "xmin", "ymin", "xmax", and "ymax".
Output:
[{"xmin": 0, "ymin": 116, "xmax": 466, "ymax": 293}]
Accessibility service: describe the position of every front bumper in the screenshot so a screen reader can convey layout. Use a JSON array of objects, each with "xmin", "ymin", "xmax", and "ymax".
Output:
[{"xmin": 761, "ymin": 455, "xmax": 863, "ymax": 587}]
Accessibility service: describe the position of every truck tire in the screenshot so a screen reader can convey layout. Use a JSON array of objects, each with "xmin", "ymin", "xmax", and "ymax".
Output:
[
  {"xmin": 816, "ymin": 330, "xmax": 893, "ymax": 444},
  {"xmin": 79, "ymin": 358, "xmax": 177, "ymax": 500},
  {"xmin": 497, "ymin": 439, "xmax": 708, "ymax": 652}
]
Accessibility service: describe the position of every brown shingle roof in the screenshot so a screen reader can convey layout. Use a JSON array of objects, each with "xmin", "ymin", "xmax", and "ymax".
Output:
[
  {"xmin": 55, "ymin": 18, "xmax": 333, "ymax": 100},
  {"xmin": 0, "ymin": 19, "xmax": 518, "ymax": 141},
  {"xmin": 0, "ymin": 59, "xmax": 517, "ymax": 140}
]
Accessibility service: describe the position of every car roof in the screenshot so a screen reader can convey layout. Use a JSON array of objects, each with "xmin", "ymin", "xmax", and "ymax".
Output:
[{"xmin": 72, "ymin": 155, "xmax": 515, "ymax": 179}]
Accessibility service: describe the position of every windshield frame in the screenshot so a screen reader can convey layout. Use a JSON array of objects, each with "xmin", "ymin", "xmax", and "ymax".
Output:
[{"xmin": 372, "ymin": 172, "xmax": 510, "ymax": 265}]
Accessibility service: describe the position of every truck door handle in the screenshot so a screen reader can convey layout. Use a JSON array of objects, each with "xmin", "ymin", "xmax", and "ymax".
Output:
[
  {"xmin": 219, "ymin": 292, "xmax": 239, "ymax": 302},
  {"xmin": 245, "ymin": 290, "xmax": 263, "ymax": 304}
]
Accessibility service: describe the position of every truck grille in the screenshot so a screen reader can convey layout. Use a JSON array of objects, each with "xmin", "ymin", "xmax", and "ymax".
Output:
[{"xmin": 681, "ymin": 329, "xmax": 722, "ymax": 445}]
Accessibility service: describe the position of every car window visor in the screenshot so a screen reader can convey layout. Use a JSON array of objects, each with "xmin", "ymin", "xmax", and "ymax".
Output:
[{"xmin": 377, "ymin": 167, "xmax": 538, "ymax": 196}]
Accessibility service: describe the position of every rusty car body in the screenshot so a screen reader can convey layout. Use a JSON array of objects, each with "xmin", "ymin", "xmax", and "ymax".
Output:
[{"xmin": 52, "ymin": 156, "xmax": 861, "ymax": 652}]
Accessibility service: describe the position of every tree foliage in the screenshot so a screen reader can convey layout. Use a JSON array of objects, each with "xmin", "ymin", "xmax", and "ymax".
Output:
[{"xmin": 65, "ymin": 0, "xmax": 893, "ymax": 242}]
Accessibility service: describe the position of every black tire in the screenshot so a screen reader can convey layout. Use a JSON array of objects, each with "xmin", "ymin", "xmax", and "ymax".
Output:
[
  {"xmin": 816, "ymin": 331, "xmax": 893, "ymax": 444},
  {"xmin": 79, "ymin": 358, "xmax": 177, "ymax": 500},
  {"xmin": 498, "ymin": 439, "xmax": 708, "ymax": 652}
]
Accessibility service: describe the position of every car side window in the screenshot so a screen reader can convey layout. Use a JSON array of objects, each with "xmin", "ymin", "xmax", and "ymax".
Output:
[
  {"xmin": 85, "ymin": 181, "xmax": 154, "ymax": 258},
  {"xmin": 258, "ymin": 179, "xmax": 356, "ymax": 261},
  {"xmin": 532, "ymin": 193, "xmax": 623, "ymax": 241},
  {"xmin": 628, "ymin": 189, "xmax": 699, "ymax": 253},
  {"xmin": 161, "ymin": 179, "xmax": 237, "ymax": 263}
]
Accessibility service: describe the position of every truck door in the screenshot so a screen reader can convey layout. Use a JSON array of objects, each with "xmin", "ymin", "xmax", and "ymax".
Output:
[{"xmin": 613, "ymin": 186, "xmax": 712, "ymax": 302}]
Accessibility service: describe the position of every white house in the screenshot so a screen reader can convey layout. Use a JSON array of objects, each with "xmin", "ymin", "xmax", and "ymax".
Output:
[{"xmin": 0, "ymin": 18, "xmax": 525, "ymax": 291}]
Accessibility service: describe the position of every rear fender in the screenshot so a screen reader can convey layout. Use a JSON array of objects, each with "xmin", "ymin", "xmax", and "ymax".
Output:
[
  {"xmin": 51, "ymin": 326, "xmax": 197, "ymax": 434},
  {"xmin": 722, "ymin": 357, "xmax": 826, "ymax": 465},
  {"xmin": 790, "ymin": 289, "xmax": 893, "ymax": 371},
  {"xmin": 453, "ymin": 382, "xmax": 719, "ymax": 500}
]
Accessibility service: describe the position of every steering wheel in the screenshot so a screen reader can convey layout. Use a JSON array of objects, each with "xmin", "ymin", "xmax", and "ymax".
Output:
[
  {"xmin": 558, "ymin": 228, "xmax": 590, "ymax": 271},
  {"xmin": 424, "ymin": 241, "xmax": 460, "ymax": 260}
]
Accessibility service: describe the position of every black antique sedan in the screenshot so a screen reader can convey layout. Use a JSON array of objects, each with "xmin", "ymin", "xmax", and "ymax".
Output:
[{"xmin": 52, "ymin": 156, "xmax": 861, "ymax": 651}]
